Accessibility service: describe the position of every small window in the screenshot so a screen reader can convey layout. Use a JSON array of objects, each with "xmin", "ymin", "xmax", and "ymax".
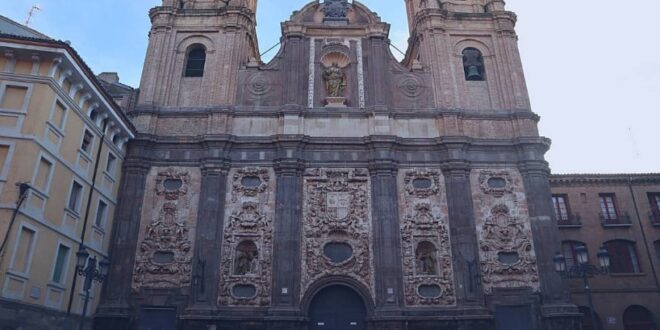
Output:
[
  {"xmin": 462, "ymin": 47, "xmax": 485, "ymax": 81},
  {"xmin": 649, "ymin": 193, "xmax": 660, "ymax": 220},
  {"xmin": 50, "ymin": 101, "xmax": 67, "ymax": 129},
  {"xmin": 34, "ymin": 157, "xmax": 53, "ymax": 192},
  {"xmin": 11, "ymin": 227, "xmax": 36, "ymax": 274},
  {"xmin": 561, "ymin": 241, "xmax": 586, "ymax": 269},
  {"xmin": 654, "ymin": 240, "xmax": 660, "ymax": 261},
  {"xmin": 184, "ymin": 45, "xmax": 206, "ymax": 77},
  {"xmin": 605, "ymin": 240, "xmax": 641, "ymax": 274},
  {"xmin": 51, "ymin": 244, "xmax": 70, "ymax": 284},
  {"xmin": 106, "ymin": 153, "xmax": 117, "ymax": 174},
  {"xmin": 1, "ymin": 85, "xmax": 28, "ymax": 110},
  {"xmin": 599, "ymin": 193, "xmax": 619, "ymax": 222},
  {"xmin": 68, "ymin": 181, "xmax": 83, "ymax": 212},
  {"xmin": 81, "ymin": 130, "xmax": 94, "ymax": 154},
  {"xmin": 552, "ymin": 194, "xmax": 571, "ymax": 222},
  {"xmin": 95, "ymin": 200, "xmax": 108, "ymax": 228}
]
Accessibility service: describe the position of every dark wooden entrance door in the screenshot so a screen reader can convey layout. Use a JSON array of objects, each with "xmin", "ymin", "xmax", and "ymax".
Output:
[
  {"xmin": 138, "ymin": 308, "xmax": 177, "ymax": 330},
  {"xmin": 309, "ymin": 285, "xmax": 367, "ymax": 330},
  {"xmin": 494, "ymin": 305, "xmax": 534, "ymax": 330}
]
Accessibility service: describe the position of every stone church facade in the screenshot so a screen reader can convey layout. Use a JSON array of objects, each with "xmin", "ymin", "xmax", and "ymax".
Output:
[{"xmin": 95, "ymin": 0, "xmax": 582, "ymax": 329}]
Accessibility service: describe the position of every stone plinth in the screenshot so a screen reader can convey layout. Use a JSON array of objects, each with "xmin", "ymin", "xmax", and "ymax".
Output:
[{"xmin": 324, "ymin": 96, "xmax": 347, "ymax": 108}]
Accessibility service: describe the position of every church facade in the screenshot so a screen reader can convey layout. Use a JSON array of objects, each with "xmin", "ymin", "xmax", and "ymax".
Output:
[{"xmin": 95, "ymin": 0, "xmax": 582, "ymax": 329}]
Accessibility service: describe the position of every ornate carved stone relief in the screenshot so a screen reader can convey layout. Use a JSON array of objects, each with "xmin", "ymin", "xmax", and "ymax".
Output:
[
  {"xmin": 399, "ymin": 169, "xmax": 456, "ymax": 306},
  {"xmin": 472, "ymin": 169, "xmax": 540, "ymax": 294},
  {"xmin": 218, "ymin": 167, "xmax": 275, "ymax": 306},
  {"xmin": 132, "ymin": 167, "xmax": 200, "ymax": 291},
  {"xmin": 301, "ymin": 168, "xmax": 374, "ymax": 300}
]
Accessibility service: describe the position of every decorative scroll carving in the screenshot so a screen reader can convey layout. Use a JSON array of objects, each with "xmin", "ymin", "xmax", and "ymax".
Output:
[
  {"xmin": 133, "ymin": 168, "xmax": 199, "ymax": 290},
  {"xmin": 301, "ymin": 168, "xmax": 374, "ymax": 299},
  {"xmin": 399, "ymin": 169, "xmax": 456, "ymax": 306},
  {"xmin": 472, "ymin": 169, "xmax": 540, "ymax": 294},
  {"xmin": 219, "ymin": 168, "xmax": 274, "ymax": 306}
]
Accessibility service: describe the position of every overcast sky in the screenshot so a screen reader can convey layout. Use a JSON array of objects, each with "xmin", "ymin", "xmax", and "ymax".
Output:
[{"xmin": 1, "ymin": 0, "xmax": 658, "ymax": 174}]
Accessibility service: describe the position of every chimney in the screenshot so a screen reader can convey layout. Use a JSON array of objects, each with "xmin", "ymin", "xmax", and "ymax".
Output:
[{"xmin": 98, "ymin": 72, "xmax": 120, "ymax": 84}]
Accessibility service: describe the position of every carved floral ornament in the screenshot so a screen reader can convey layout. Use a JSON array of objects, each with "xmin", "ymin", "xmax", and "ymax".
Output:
[
  {"xmin": 133, "ymin": 169, "xmax": 194, "ymax": 290},
  {"xmin": 301, "ymin": 168, "xmax": 374, "ymax": 300},
  {"xmin": 400, "ymin": 169, "xmax": 456, "ymax": 306},
  {"xmin": 220, "ymin": 167, "xmax": 274, "ymax": 307}
]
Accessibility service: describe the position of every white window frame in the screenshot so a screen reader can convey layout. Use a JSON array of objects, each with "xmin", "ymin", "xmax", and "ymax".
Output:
[
  {"xmin": 30, "ymin": 152, "xmax": 56, "ymax": 196},
  {"xmin": 66, "ymin": 179, "xmax": 84, "ymax": 214},
  {"xmin": 8, "ymin": 222, "xmax": 39, "ymax": 277},
  {"xmin": 49, "ymin": 240, "xmax": 72, "ymax": 287},
  {"xmin": 47, "ymin": 98, "xmax": 70, "ymax": 134},
  {"xmin": 105, "ymin": 151, "xmax": 117, "ymax": 178},
  {"xmin": 94, "ymin": 198, "xmax": 108, "ymax": 230},
  {"xmin": 0, "ymin": 81, "xmax": 33, "ymax": 114}
]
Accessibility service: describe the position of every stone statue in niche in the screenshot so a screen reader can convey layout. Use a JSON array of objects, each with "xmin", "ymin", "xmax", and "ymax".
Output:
[
  {"xmin": 416, "ymin": 242, "xmax": 438, "ymax": 276},
  {"xmin": 323, "ymin": 62, "xmax": 346, "ymax": 98},
  {"xmin": 234, "ymin": 241, "xmax": 259, "ymax": 276}
]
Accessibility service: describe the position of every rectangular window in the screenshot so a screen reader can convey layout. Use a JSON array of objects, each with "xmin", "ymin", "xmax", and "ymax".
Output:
[
  {"xmin": 599, "ymin": 194, "xmax": 618, "ymax": 222},
  {"xmin": 11, "ymin": 227, "xmax": 36, "ymax": 274},
  {"xmin": 50, "ymin": 101, "xmax": 67, "ymax": 129},
  {"xmin": 68, "ymin": 181, "xmax": 83, "ymax": 212},
  {"xmin": 95, "ymin": 200, "xmax": 107, "ymax": 228},
  {"xmin": 649, "ymin": 193, "xmax": 660, "ymax": 220},
  {"xmin": 34, "ymin": 157, "xmax": 53, "ymax": 192},
  {"xmin": 0, "ymin": 145, "xmax": 9, "ymax": 172},
  {"xmin": 106, "ymin": 153, "xmax": 117, "ymax": 174},
  {"xmin": 51, "ymin": 244, "xmax": 70, "ymax": 284},
  {"xmin": 552, "ymin": 195, "xmax": 571, "ymax": 222},
  {"xmin": 81, "ymin": 130, "xmax": 94, "ymax": 154},
  {"xmin": 1, "ymin": 85, "xmax": 28, "ymax": 110},
  {"xmin": 655, "ymin": 241, "xmax": 660, "ymax": 261},
  {"xmin": 607, "ymin": 240, "xmax": 641, "ymax": 274}
]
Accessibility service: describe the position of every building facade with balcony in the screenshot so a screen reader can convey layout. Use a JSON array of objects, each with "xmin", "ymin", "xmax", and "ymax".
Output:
[
  {"xmin": 0, "ymin": 18, "xmax": 135, "ymax": 329},
  {"xmin": 550, "ymin": 174, "xmax": 660, "ymax": 330}
]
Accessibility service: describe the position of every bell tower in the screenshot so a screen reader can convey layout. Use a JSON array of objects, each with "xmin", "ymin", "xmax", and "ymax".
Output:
[{"xmin": 137, "ymin": 0, "xmax": 259, "ymax": 109}]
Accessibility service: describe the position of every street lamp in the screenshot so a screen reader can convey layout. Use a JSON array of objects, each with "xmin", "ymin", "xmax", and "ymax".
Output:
[
  {"xmin": 75, "ymin": 246, "xmax": 110, "ymax": 330},
  {"xmin": 554, "ymin": 246, "xmax": 610, "ymax": 330}
]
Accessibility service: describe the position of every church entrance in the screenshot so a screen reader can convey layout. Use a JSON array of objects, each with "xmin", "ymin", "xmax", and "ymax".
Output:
[{"xmin": 309, "ymin": 285, "xmax": 367, "ymax": 330}]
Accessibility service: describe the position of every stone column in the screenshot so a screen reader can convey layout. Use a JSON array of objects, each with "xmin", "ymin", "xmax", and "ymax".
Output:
[
  {"xmin": 188, "ymin": 164, "xmax": 229, "ymax": 310},
  {"xmin": 95, "ymin": 160, "xmax": 150, "ymax": 328},
  {"xmin": 369, "ymin": 156, "xmax": 404, "ymax": 310},
  {"xmin": 271, "ymin": 158, "xmax": 304, "ymax": 310},
  {"xmin": 442, "ymin": 161, "xmax": 484, "ymax": 305}
]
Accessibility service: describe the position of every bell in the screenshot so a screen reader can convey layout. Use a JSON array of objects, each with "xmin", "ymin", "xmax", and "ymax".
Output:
[{"xmin": 466, "ymin": 66, "xmax": 483, "ymax": 81}]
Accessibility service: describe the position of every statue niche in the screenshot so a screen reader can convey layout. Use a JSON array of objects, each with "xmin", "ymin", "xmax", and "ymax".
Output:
[
  {"xmin": 234, "ymin": 241, "xmax": 259, "ymax": 276},
  {"xmin": 415, "ymin": 241, "xmax": 439, "ymax": 276},
  {"xmin": 320, "ymin": 51, "xmax": 351, "ymax": 107}
]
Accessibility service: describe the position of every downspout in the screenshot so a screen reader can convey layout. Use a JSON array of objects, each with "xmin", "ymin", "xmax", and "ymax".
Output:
[
  {"xmin": 66, "ymin": 119, "xmax": 109, "ymax": 318},
  {"xmin": 627, "ymin": 177, "xmax": 660, "ymax": 296}
]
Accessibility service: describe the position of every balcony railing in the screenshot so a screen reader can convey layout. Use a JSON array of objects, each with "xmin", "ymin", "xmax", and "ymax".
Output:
[
  {"xmin": 650, "ymin": 212, "xmax": 660, "ymax": 227},
  {"xmin": 600, "ymin": 212, "xmax": 632, "ymax": 228},
  {"xmin": 557, "ymin": 213, "xmax": 583, "ymax": 228}
]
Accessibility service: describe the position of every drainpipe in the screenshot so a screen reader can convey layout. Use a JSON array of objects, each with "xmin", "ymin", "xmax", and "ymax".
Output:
[
  {"xmin": 65, "ymin": 119, "xmax": 109, "ymax": 323},
  {"xmin": 627, "ymin": 177, "xmax": 660, "ymax": 296}
]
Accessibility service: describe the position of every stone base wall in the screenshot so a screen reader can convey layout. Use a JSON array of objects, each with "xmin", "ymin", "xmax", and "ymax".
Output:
[{"xmin": 0, "ymin": 299, "xmax": 92, "ymax": 330}]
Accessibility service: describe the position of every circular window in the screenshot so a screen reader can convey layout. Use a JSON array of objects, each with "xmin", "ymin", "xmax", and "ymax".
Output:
[
  {"xmin": 412, "ymin": 178, "xmax": 433, "ymax": 189},
  {"xmin": 323, "ymin": 242, "xmax": 354, "ymax": 264},
  {"xmin": 241, "ymin": 176, "xmax": 262, "ymax": 188},
  {"xmin": 163, "ymin": 179, "xmax": 183, "ymax": 191},
  {"xmin": 232, "ymin": 285, "xmax": 257, "ymax": 298},
  {"xmin": 487, "ymin": 177, "xmax": 507, "ymax": 189},
  {"xmin": 418, "ymin": 285, "xmax": 442, "ymax": 298}
]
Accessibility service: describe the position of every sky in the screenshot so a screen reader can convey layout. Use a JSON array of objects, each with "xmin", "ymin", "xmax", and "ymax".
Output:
[{"xmin": 1, "ymin": 0, "xmax": 658, "ymax": 175}]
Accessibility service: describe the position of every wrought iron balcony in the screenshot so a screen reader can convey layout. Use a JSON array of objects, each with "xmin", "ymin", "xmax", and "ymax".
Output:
[
  {"xmin": 557, "ymin": 213, "xmax": 582, "ymax": 228},
  {"xmin": 600, "ymin": 212, "xmax": 632, "ymax": 228}
]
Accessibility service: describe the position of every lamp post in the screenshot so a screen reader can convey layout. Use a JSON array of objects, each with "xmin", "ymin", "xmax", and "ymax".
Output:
[
  {"xmin": 554, "ymin": 246, "xmax": 611, "ymax": 330},
  {"xmin": 75, "ymin": 247, "xmax": 110, "ymax": 330}
]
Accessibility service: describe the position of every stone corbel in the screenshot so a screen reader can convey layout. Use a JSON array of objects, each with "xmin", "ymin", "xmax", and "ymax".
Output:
[
  {"xmin": 117, "ymin": 136, "xmax": 129, "ymax": 150},
  {"xmin": 69, "ymin": 83, "xmax": 84, "ymax": 99},
  {"xmin": 58, "ymin": 69, "xmax": 73, "ymax": 86},
  {"xmin": 86, "ymin": 101, "xmax": 99, "ymax": 116},
  {"xmin": 3, "ymin": 51, "xmax": 16, "ymax": 73},
  {"xmin": 48, "ymin": 57, "xmax": 63, "ymax": 77},
  {"xmin": 96, "ymin": 112, "xmax": 109, "ymax": 127},
  {"xmin": 79, "ymin": 94, "xmax": 93, "ymax": 110},
  {"xmin": 104, "ymin": 120, "xmax": 116, "ymax": 135},
  {"xmin": 30, "ymin": 54, "xmax": 41, "ymax": 75}
]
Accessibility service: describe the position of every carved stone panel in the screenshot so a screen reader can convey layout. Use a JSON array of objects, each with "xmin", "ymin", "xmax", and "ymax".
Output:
[
  {"xmin": 218, "ymin": 168, "xmax": 275, "ymax": 306},
  {"xmin": 399, "ymin": 169, "xmax": 456, "ymax": 306},
  {"xmin": 132, "ymin": 167, "xmax": 200, "ymax": 291},
  {"xmin": 471, "ymin": 169, "xmax": 540, "ymax": 294},
  {"xmin": 301, "ymin": 168, "xmax": 374, "ymax": 300}
]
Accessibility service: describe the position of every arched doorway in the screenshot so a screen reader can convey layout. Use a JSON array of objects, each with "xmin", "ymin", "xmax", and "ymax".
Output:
[
  {"xmin": 623, "ymin": 305, "xmax": 656, "ymax": 330},
  {"xmin": 309, "ymin": 285, "xmax": 367, "ymax": 330}
]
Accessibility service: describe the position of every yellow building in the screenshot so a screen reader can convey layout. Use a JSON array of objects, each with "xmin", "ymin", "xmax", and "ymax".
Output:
[{"xmin": 0, "ymin": 20, "xmax": 134, "ymax": 328}]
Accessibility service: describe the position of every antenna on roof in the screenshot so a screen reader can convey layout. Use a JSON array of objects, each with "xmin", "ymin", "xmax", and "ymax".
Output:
[{"xmin": 25, "ymin": 4, "xmax": 42, "ymax": 26}]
